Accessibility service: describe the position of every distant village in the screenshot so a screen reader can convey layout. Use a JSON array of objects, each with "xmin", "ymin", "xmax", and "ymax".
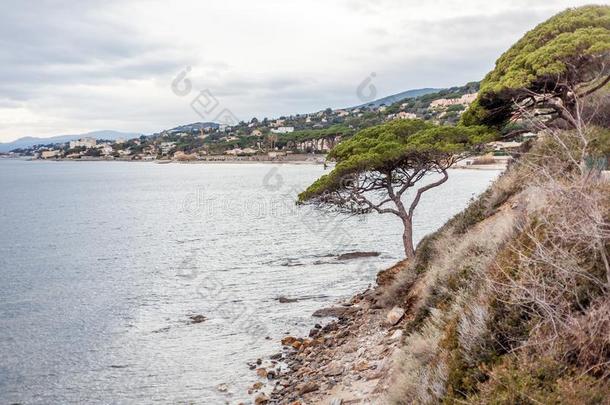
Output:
[{"xmin": 2, "ymin": 83, "xmax": 531, "ymax": 163}]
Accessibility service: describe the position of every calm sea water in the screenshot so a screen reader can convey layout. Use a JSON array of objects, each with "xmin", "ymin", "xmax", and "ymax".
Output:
[{"xmin": 0, "ymin": 160, "xmax": 499, "ymax": 404}]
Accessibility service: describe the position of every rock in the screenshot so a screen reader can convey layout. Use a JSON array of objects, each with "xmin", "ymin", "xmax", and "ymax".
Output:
[
  {"xmin": 267, "ymin": 369, "xmax": 276, "ymax": 379},
  {"xmin": 330, "ymin": 399, "xmax": 343, "ymax": 405},
  {"xmin": 376, "ymin": 259, "xmax": 408, "ymax": 286},
  {"xmin": 297, "ymin": 381, "xmax": 319, "ymax": 395},
  {"xmin": 313, "ymin": 307, "xmax": 352, "ymax": 318},
  {"xmin": 216, "ymin": 383, "xmax": 228, "ymax": 392},
  {"xmin": 354, "ymin": 360, "xmax": 371, "ymax": 371},
  {"xmin": 337, "ymin": 251, "xmax": 380, "ymax": 260},
  {"xmin": 189, "ymin": 314, "xmax": 207, "ymax": 324},
  {"xmin": 270, "ymin": 352, "xmax": 282, "ymax": 360},
  {"xmin": 251, "ymin": 381, "xmax": 263, "ymax": 390},
  {"xmin": 291, "ymin": 340, "xmax": 302, "ymax": 350},
  {"xmin": 256, "ymin": 367, "xmax": 267, "ymax": 377},
  {"xmin": 256, "ymin": 358, "xmax": 262, "ymax": 365},
  {"xmin": 324, "ymin": 362, "xmax": 344, "ymax": 376},
  {"xmin": 282, "ymin": 336, "xmax": 297, "ymax": 346},
  {"xmin": 386, "ymin": 306, "xmax": 405, "ymax": 325},
  {"xmin": 278, "ymin": 296, "xmax": 298, "ymax": 303},
  {"xmin": 314, "ymin": 323, "xmax": 322, "ymax": 329},
  {"xmin": 254, "ymin": 393, "xmax": 269, "ymax": 404},
  {"xmin": 389, "ymin": 329, "xmax": 403, "ymax": 342}
]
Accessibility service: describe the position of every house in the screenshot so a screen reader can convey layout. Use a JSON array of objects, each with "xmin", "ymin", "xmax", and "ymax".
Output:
[
  {"xmin": 159, "ymin": 142, "xmax": 176, "ymax": 154},
  {"xmin": 41, "ymin": 150, "xmax": 59, "ymax": 159},
  {"xmin": 271, "ymin": 126, "xmax": 294, "ymax": 134},
  {"xmin": 396, "ymin": 111, "xmax": 417, "ymax": 120},
  {"xmin": 69, "ymin": 137, "xmax": 96, "ymax": 149},
  {"xmin": 98, "ymin": 144, "xmax": 114, "ymax": 155},
  {"xmin": 225, "ymin": 148, "xmax": 243, "ymax": 156},
  {"xmin": 430, "ymin": 92, "xmax": 479, "ymax": 108}
]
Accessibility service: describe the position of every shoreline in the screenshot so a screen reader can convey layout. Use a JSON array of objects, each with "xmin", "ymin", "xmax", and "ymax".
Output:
[
  {"xmin": 248, "ymin": 262, "xmax": 406, "ymax": 404},
  {"xmin": 4, "ymin": 157, "xmax": 508, "ymax": 170}
]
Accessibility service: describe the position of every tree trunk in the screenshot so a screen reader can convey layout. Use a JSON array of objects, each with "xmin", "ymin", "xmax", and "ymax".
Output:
[{"xmin": 401, "ymin": 216, "xmax": 415, "ymax": 260}]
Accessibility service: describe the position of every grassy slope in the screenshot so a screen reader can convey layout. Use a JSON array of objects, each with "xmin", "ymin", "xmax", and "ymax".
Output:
[{"xmin": 382, "ymin": 135, "xmax": 610, "ymax": 404}]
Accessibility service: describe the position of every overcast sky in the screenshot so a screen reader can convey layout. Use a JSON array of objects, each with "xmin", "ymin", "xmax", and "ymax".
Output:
[{"xmin": 0, "ymin": 0, "xmax": 597, "ymax": 142}]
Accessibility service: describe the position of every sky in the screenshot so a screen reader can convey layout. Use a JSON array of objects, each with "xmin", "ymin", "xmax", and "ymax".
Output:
[{"xmin": 0, "ymin": 0, "xmax": 598, "ymax": 142}]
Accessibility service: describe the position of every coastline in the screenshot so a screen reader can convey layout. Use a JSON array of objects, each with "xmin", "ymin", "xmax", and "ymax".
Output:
[
  {"xmin": 249, "ymin": 262, "xmax": 407, "ymax": 404},
  {"xmin": 4, "ymin": 157, "xmax": 508, "ymax": 170}
]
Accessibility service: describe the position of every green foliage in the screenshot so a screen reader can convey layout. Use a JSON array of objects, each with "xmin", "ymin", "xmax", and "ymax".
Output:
[
  {"xmin": 298, "ymin": 119, "xmax": 495, "ymax": 201},
  {"xmin": 462, "ymin": 5, "xmax": 610, "ymax": 127}
]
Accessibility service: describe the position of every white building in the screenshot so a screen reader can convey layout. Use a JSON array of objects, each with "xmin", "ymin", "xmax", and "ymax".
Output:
[
  {"xmin": 395, "ymin": 111, "xmax": 417, "ymax": 120},
  {"xmin": 41, "ymin": 150, "xmax": 60, "ymax": 159},
  {"xmin": 271, "ymin": 126, "xmax": 294, "ymax": 134},
  {"xmin": 69, "ymin": 137, "xmax": 97, "ymax": 149},
  {"xmin": 159, "ymin": 142, "xmax": 176, "ymax": 154}
]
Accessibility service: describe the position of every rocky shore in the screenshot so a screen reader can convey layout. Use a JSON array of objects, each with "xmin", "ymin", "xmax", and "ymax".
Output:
[{"xmin": 248, "ymin": 263, "xmax": 407, "ymax": 404}]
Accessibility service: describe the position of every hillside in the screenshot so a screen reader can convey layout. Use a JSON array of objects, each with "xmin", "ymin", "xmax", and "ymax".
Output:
[
  {"xmin": 349, "ymin": 88, "xmax": 442, "ymax": 110},
  {"xmin": 0, "ymin": 130, "xmax": 141, "ymax": 152}
]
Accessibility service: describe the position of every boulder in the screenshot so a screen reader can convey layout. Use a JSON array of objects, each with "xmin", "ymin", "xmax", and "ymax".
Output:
[
  {"xmin": 337, "ymin": 251, "xmax": 380, "ymax": 260},
  {"xmin": 324, "ymin": 362, "xmax": 344, "ymax": 376},
  {"xmin": 297, "ymin": 381, "xmax": 319, "ymax": 395},
  {"xmin": 254, "ymin": 394, "xmax": 269, "ymax": 404},
  {"xmin": 386, "ymin": 306, "xmax": 405, "ymax": 325},
  {"xmin": 189, "ymin": 314, "xmax": 207, "ymax": 324}
]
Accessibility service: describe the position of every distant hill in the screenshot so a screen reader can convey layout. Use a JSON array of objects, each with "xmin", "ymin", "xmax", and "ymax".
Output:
[
  {"xmin": 164, "ymin": 122, "xmax": 219, "ymax": 134},
  {"xmin": 349, "ymin": 88, "xmax": 443, "ymax": 110},
  {"xmin": 0, "ymin": 130, "xmax": 142, "ymax": 152}
]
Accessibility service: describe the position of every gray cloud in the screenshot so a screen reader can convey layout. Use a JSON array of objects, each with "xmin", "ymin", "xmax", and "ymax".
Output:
[{"xmin": 0, "ymin": 0, "xmax": 595, "ymax": 142}]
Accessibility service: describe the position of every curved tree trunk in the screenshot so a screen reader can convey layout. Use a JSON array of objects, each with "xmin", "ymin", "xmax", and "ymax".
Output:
[{"xmin": 401, "ymin": 216, "xmax": 415, "ymax": 260}]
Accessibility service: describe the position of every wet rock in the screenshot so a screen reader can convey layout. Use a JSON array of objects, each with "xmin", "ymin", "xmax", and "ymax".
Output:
[
  {"xmin": 189, "ymin": 314, "xmax": 207, "ymax": 324},
  {"xmin": 278, "ymin": 296, "xmax": 298, "ymax": 303},
  {"xmin": 282, "ymin": 336, "xmax": 297, "ymax": 346},
  {"xmin": 386, "ymin": 306, "xmax": 405, "ymax": 325},
  {"xmin": 291, "ymin": 340, "xmax": 302, "ymax": 350},
  {"xmin": 251, "ymin": 381, "xmax": 263, "ymax": 391},
  {"xmin": 337, "ymin": 251, "xmax": 380, "ymax": 260},
  {"xmin": 270, "ymin": 352, "xmax": 282, "ymax": 360},
  {"xmin": 308, "ymin": 328, "xmax": 319, "ymax": 338},
  {"xmin": 256, "ymin": 368, "xmax": 267, "ymax": 377},
  {"xmin": 313, "ymin": 307, "xmax": 352, "ymax": 318},
  {"xmin": 216, "ymin": 383, "xmax": 228, "ymax": 392},
  {"xmin": 267, "ymin": 369, "xmax": 277, "ymax": 379},
  {"xmin": 297, "ymin": 381, "xmax": 319, "ymax": 395}
]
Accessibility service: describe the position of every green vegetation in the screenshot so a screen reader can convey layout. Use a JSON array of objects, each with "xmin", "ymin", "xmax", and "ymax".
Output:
[
  {"xmin": 298, "ymin": 119, "xmax": 494, "ymax": 258},
  {"xmin": 462, "ymin": 5, "xmax": 610, "ymax": 128}
]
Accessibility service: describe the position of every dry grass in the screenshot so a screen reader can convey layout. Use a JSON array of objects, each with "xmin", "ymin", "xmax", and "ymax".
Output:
[{"xmin": 383, "ymin": 125, "xmax": 610, "ymax": 404}]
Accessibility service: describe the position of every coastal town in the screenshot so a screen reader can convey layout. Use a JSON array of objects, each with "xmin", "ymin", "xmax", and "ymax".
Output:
[{"xmin": 1, "ymin": 83, "xmax": 532, "ymax": 165}]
